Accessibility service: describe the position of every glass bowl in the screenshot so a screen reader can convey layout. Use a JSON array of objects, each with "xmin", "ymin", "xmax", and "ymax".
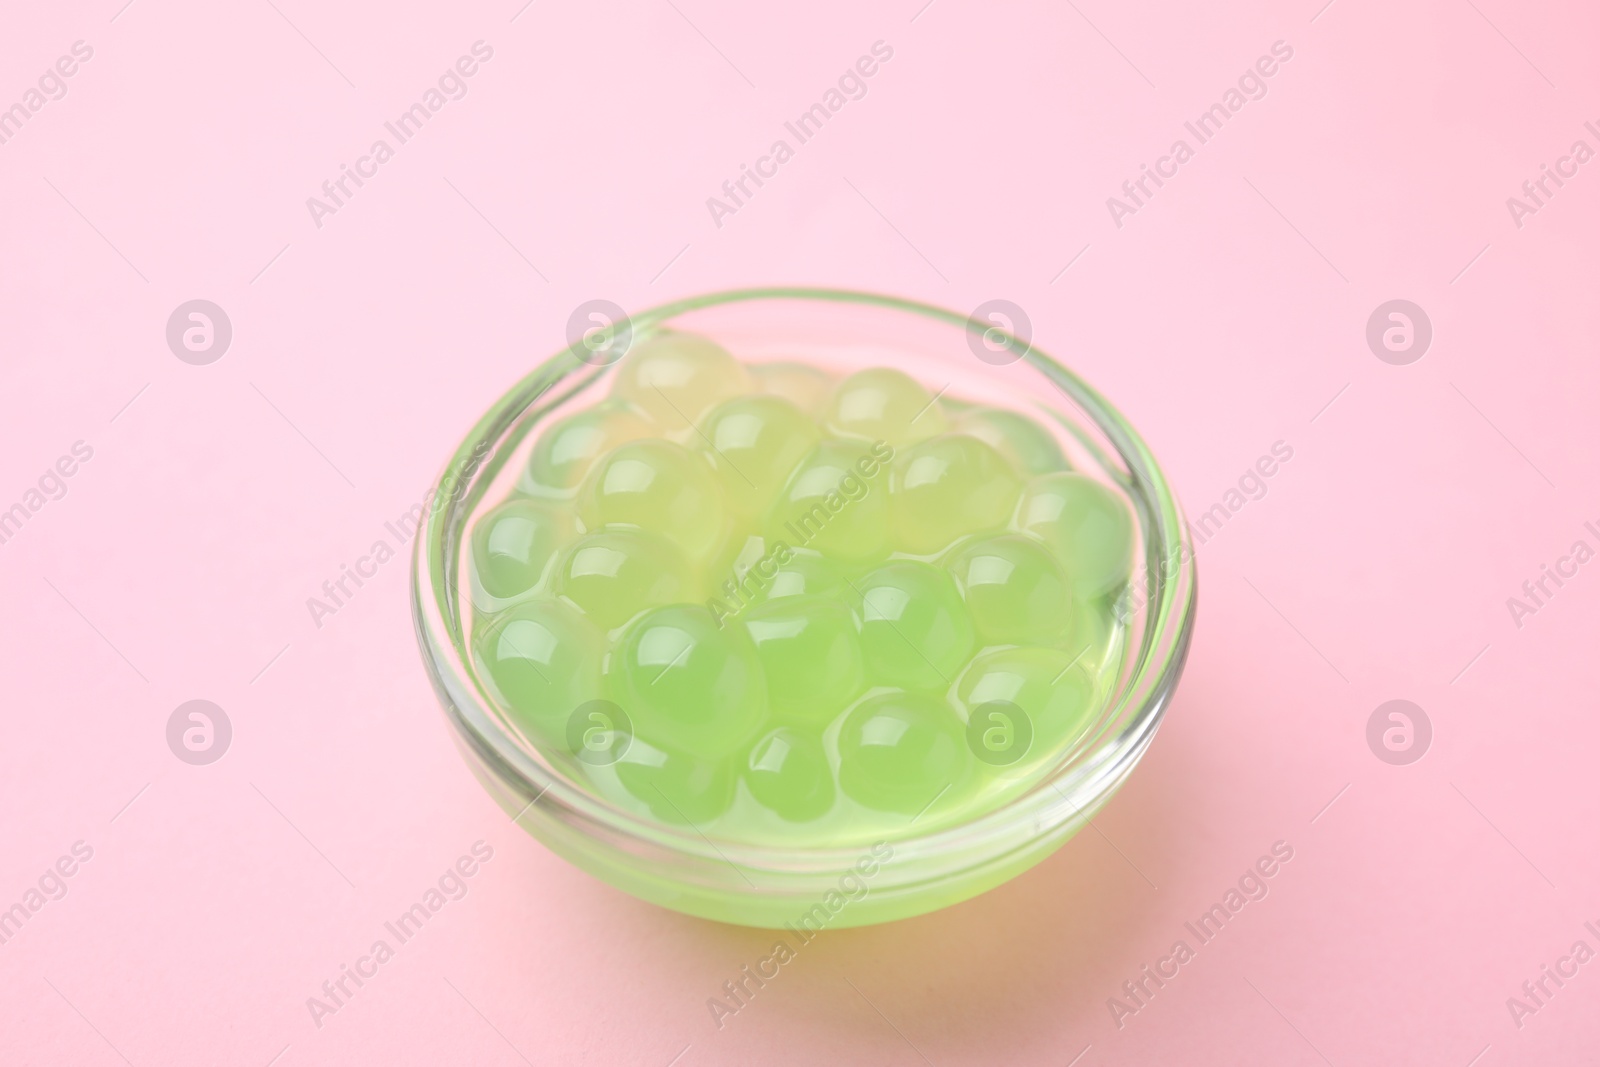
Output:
[{"xmin": 411, "ymin": 288, "xmax": 1196, "ymax": 928}]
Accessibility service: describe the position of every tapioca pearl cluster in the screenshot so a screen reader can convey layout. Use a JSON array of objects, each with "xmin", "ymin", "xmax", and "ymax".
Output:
[{"xmin": 466, "ymin": 331, "xmax": 1134, "ymax": 832}]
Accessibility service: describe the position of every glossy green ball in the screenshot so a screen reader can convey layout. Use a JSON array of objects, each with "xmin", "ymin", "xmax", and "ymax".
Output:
[
  {"xmin": 581, "ymin": 439, "xmax": 729, "ymax": 565},
  {"xmin": 890, "ymin": 433, "xmax": 1022, "ymax": 554},
  {"xmin": 955, "ymin": 407, "xmax": 1068, "ymax": 475},
  {"xmin": 612, "ymin": 331, "xmax": 750, "ymax": 428},
  {"xmin": 750, "ymin": 550, "xmax": 846, "ymax": 604},
  {"xmin": 554, "ymin": 529, "xmax": 689, "ymax": 630},
  {"xmin": 613, "ymin": 737, "xmax": 736, "ymax": 825},
  {"xmin": 472, "ymin": 599, "xmax": 603, "ymax": 750},
  {"xmin": 468, "ymin": 331, "xmax": 1135, "ymax": 850},
  {"xmin": 525, "ymin": 405, "xmax": 652, "ymax": 495},
  {"xmin": 703, "ymin": 532, "xmax": 768, "ymax": 601},
  {"xmin": 470, "ymin": 497, "xmax": 576, "ymax": 599},
  {"xmin": 837, "ymin": 691, "xmax": 970, "ymax": 815},
  {"xmin": 949, "ymin": 535, "xmax": 1075, "ymax": 646},
  {"xmin": 752, "ymin": 361, "xmax": 834, "ymax": 414},
  {"xmin": 1018, "ymin": 472, "xmax": 1134, "ymax": 598},
  {"xmin": 608, "ymin": 605, "xmax": 767, "ymax": 758},
  {"xmin": 742, "ymin": 595, "xmax": 864, "ymax": 720},
  {"xmin": 853, "ymin": 561, "xmax": 975, "ymax": 690},
  {"xmin": 700, "ymin": 395, "xmax": 820, "ymax": 518},
  {"xmin": 745, "ymin": 727, "xmax": 834, "ymax": 821},
  {"xmin": 956, "ymin": 647, "xmax": 1098, "ymax": 764},
  {"xmin": 768, "ymin": 440, "xmax": 893, "ymax": 564},
  {"xmin": 822, "ymin": 367, "xmax": 947, "ymax": 447}
]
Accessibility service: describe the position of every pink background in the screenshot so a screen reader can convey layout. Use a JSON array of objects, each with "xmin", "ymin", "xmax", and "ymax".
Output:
[{"xmin": 3, "ymin": 0, "xmax": 1597, "ymax": 1063}]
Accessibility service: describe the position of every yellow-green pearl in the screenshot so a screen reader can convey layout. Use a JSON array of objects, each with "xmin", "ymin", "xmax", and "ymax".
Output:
[
  {"xmin": 821, "ymin": 367, "xmax": 947, "ymax": 447},
  {"xmin": 744, "ymin": 726, "xmax": 834, "ymax": 822},
  {"xmin": 699, "ymin": 395, "xmax": 820, "ymax": 519},
  {"xmin": 608, "ymin": 604, "xmax": 768, "ymax": 758},
  {"xmin": 955, "ymin": 407, "xmax": 1069, "ymax": 475},
  {"xmin": 836, "ymin": 691, "xmax": 971, "ymax": 815},
  {"xmin": 948, "ymin": 534, "xmax": 1075, "ymax": 646},
  {"xmin": 553, "ymin": 529, "xmax": 690, "ymax": 630},
  {"xmin": 889, "ymin": 433, "xmax": 1022, "ymax": 555},
  {"xmin": 767, "ymin": 439, "xmax": 893, "ymax": 565},
  {"xmin": 525, "ymin": 405, "xmax": 652, "ymax": 496},
  {"xmin": 470, "ymin": 497, "xmax": 577, "ymax": 600},
  {"xmin": 612, "ymin": 331, "xmax": 751, "ymax": 429},
  {"xmin": 580, "ymin": 439, "xmax": 730, "ymax": 566},
  {"xmin": 472, "ymin": 598, "xmax": 604, "ymax": 753},
  {"xmin": 1018, "ymin": 472, "xmax": 1135, "ymax": 598}
]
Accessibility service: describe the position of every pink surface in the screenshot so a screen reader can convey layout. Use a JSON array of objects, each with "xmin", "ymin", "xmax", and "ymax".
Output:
[{"xmin": 2, "ymin": 1, "xmax": 1596, "ymax": 1063}]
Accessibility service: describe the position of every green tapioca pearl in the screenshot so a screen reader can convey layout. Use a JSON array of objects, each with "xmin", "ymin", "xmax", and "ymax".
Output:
[
  {"xmin": 955, "ymin": 407, "xmax": 1069, "ymax": 475},
  {"xmin": 470, "ymin": 498, "xmax": 577, "ymax": 599},
  {"xmin": 613, "ymin": 737, "xmax": 736, "ymax": 825},
  {"xmin": 853, "ymin": 561, "xmax": 975, "ymax": 689},
  {"xmin": 753, "ymin": 550, "xmax": 845, "ymax": 603},
  {"xmin": 752, "ymin": 361, "xmax": 834, "ymax": 414},
  {"xmin": 713, "ymin": 545, "xmax": 848, "ymax": 620},
  {"xmin": 525, "ymin": 405, "xmax": 652, "ymax": 496},
  {"xmin": 956, "ymin": 647, "xmax": 1098, "ymax": 765},
  {"xmin": 822, "ymin": 367, "xmax": 947, "ymax": 447},
  {"xmin": 745, "ymin": 727, "xmax": 835, "ymax": 822},
  {"xmin": 768, "ymin": 440, "xmax": 893, "ymax": 564},
  {"xmin": 700, "ymin": 395, "xmax": 820, "ymax": 518},
  {"xmin": 889, "ymin": 434, "xmax": 1022, "ymax": 554},
  {"xmin": 611, "ymin": 330, "xmax": 751, "ymax": 428},
  {"xmin": 609, "ymin": 605, "xmax": 767, "ymax": 758},
  {"xmin": 471, "ymin": 599, "xmax": 603, "ymax": 751},
  {"xmin": 704, "ymin": 532, "xmax": 769, "ymax": 603},
  {"xmin": 1069, "ymin": 590, "xmax": 1116, "ymax": 660},
  {"xmin": 837, "ymin": 691, "xmax": 971, "ymax": 815},
  {"xmin": 1018, "ymin": 472, "xmax": 1135, "ymax": 599},
  {"xmin": 949, "ymin": 535, "xmax": 1075, "ymax": 646},
  {"xmin": 554, "ymin": 529, "xmax": 689, "ymax": 630},
  {"xmin": 580, "ymin": 439, "xmax": 729, "ymax": 565},
  {"xmin": 742, "ymin": 595, "xmax": 864, "ymax": 720}
]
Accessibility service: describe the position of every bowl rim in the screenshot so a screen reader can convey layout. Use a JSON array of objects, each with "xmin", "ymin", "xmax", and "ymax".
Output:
[{"xmin": 411, "ymin": 285, "xmax": 1196, "ymax": 883}]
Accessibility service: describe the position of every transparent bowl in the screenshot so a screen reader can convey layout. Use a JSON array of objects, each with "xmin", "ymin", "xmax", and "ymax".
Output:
[{"xmin": 411, "ymin": 288, "xmax": 1196, "ymax": 928}]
